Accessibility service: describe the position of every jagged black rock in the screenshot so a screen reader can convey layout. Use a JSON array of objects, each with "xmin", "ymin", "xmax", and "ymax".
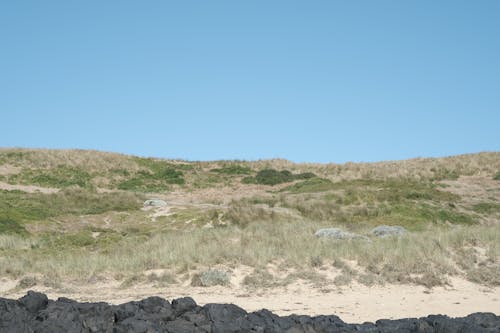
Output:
[{"xmin": 0, "ymin": 291, "xmax": 498, "ymax": 332}]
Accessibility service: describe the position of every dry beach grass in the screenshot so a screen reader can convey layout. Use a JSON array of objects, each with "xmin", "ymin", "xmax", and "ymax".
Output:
[{"xmin": 0, "ymin": 148, "xmax": 499, "ymax": 320}]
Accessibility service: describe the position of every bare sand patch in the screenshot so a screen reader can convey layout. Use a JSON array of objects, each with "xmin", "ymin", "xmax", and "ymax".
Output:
[
  {"xmin": 0, "ymin": 181, "xmax": 59, "ymax": 194},
  {"xmin": 0, "ymin": 164, "xmax": 21, "ymax": 176}
]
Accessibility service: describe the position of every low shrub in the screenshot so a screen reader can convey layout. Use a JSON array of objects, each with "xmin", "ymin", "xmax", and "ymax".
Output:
[
  {"xmin": 242, "ymin": 269, "xmax": 276, "ymax": 289},
  {"xmin": 294, "ymin": 172, "xmax": 317, "ymax": 180},
  {"xmin": 211, "ymin": 165, "xmax": 252, "ymax": 175},
  {"xmin": 0, "ymin": 218, "xmax": 28, "ymax": 235},
  {"xmin": 243, "ymin": 169, "xmax": 317, "ymax": 186},
  {"xmin": 17, "ymin": 276, "xmax": 37, "ymax": 289},
  {"xmin": 117, "ymin": 168, "xmax": 184, "ymax": 192},
  {"xmin": 255, "ymin": 169, "xmax": 294, "ymax": 185},
  {"xmin": 241, "ymin": 176, "xmax": 256, "ymax": 184}
]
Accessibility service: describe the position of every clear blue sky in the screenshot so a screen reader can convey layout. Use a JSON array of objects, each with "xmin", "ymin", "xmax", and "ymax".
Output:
[{"xmin": 1, "ymin": 1, "xmax": 499, "ymax": 163}]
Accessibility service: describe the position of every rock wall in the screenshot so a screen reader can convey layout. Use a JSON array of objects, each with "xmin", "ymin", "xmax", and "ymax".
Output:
[{"xmin": 0, "ymin": 291, "xmax": 498, "ymax": 332}]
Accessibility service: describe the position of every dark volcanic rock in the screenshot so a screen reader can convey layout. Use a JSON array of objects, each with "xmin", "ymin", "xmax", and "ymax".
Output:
[
  {"xmin": 172, "ymin": 297, "xmax": 198, "ymax": 316},
  {"xmin": 0, "ymin": 291, "xmax": 498, "ymax": 333},
  {"xmin": 18, "ymin": 290, "xmax": 48, "ymax": 313}
]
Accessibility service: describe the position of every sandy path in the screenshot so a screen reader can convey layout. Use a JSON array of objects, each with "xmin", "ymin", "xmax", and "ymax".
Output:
[
  {"xmin": 0, "ymin": 181, "xmax": 59, "ymax": 194},
  {"xmin": 1, "ymin": 277, "xmax": 498, "ymax": 323}
]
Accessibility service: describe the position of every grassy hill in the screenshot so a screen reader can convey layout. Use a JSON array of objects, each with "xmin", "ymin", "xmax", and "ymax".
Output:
[{"xmin": 0, "ymin": 148, "xmax": 499, "ymax": 290}]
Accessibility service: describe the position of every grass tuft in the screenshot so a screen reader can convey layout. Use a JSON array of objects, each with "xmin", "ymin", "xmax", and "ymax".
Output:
[
  {"xmin": 282, "ymin": 178, "xmax": 333, "ymax": 193},
  {"xmin": 472, "ymin": 202, "xmax": 500, "ymax": 214},
  {"xmin": 191, "ymin": 269, "xmax": 230, "ymax": 287},
  {"xmin": 242, "ymin": 269, "xmax": 277, "ymax": 289},
  {"xmin": 17, "ymin": 276, "xmax": 37, "ymax": 289}
]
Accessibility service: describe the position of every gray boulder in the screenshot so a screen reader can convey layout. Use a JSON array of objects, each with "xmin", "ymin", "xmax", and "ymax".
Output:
[
  {"xmin": 371, "ymin": 225, "xmax": 407, "ymax": 238},
  {"xmin": 314, "ymin": 228, "xmax": 370, "ymax": 241},
  {"xmin": 19, "ymin": 291, "xmax": 48, "ymax": 313},
  {"xmin": 143, "ymin": 199, "xmax": 167, "ymax": 207}
]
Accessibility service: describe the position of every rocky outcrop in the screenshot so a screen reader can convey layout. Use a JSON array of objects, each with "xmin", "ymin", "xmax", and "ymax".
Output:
[
  {"xmin": 0, "ymin": 291, "xmax": 498, "ymax": 332},
  {"xmin": 144, "ymin": 199, "xmax": 167, "ymax": 207},
  {"xmin": 371, "ymin": 225, "xmax": 407, "ymax": 238},
  {"xmin": 314, "ymin": 228, "xmax": 370, "ymax": 241}
]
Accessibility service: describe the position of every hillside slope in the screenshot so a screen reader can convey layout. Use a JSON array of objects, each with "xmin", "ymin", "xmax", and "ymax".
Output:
[{"xmin": 0, "ymin": 148, "xmax": 499, "ymax": 292}]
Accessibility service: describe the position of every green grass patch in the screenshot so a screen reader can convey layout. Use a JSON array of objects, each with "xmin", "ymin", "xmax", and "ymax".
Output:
[
  {"xmin": 135, "ymin": 157, "xmax": 193, "ymax": 172},
  {"xmin": 12, "ymin": 166, "xmax": 93, "ymax": 188},
  {"xmin": 118, "ymin": 175, "xmax": 171, "ymax": 192},
  {"xmin": 117, "ymin": 158, "xmax": 186, "ymax": 192},
  {"xmin": 334, "ymin": 179, "xmax": 459, "ymax": 205},
  {"xmin": 494, "ymin": 171, "xmax": 500, "ymax": 181},
  {"xmin": 276, "ymin": 179, "xmax": 470, "ymax": 228},
  {"xmin": 282, "ymin": 178, "xmax": 334, "ymax": 193},
  {"xmin": 0, "ymin": 218, "xmax": 28, "ymax": 235},
  {"xmin": 243, "ymin": 169, "xmax": 316, "ymax": 186},
  {"xmin": 376, "ymin": 203, "xmax": 475, "ymax": 229},
  {"xmin": 210, "ymin": 164, "xmax": 252, "ymax": 175},
  {"xmin": 472, "ymin": 202, "xmax": 500, "ymax": 214},
  {"xmin": 0, "ymin": 188, "xmax": 142, "ymax": 223},
  {"xmin": 39, "ymin": 228, "xmax": 126, "ymax": 250},
  {"xmin": 253, "ymin": 169, "xmax": 295, "ymax": 185},
  {"xmin": 3, "ymin": 164, "xmax": 93, "ymax": 189},
  {"xmin": 241, "ymin": 176, "xmax": 256, "ymax": 184},
  {"xmin": 190, "ymin": 173, "xmax": 229, "ymax": 189},
  {"xmin": 57, "ymin": 231, "xmax": 96, "ymax": 247},
  {"xmin": 294, "ymin": 172, "xmax": 317, "ymax": 180}
]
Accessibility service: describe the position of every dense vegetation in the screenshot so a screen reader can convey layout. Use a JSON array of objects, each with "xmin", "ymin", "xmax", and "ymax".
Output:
[{"xmin": 210, "ymin": 164, "xmax": 252, "ymax": 175}]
